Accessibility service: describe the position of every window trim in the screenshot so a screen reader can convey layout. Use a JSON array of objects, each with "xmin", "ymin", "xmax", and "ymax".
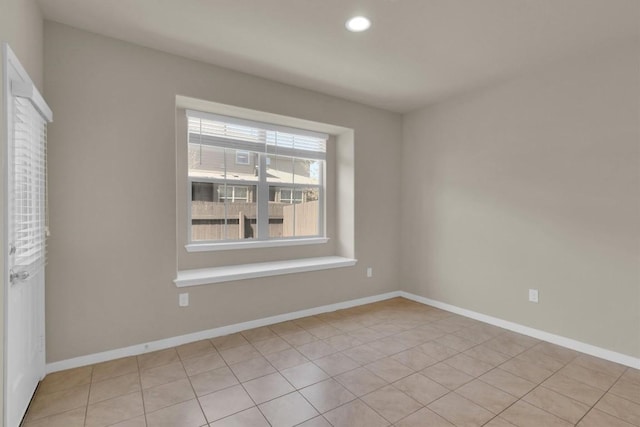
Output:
[
  {"xmin": 174, "ymin": 256, "xmax": 356, "ymax": 286},
  {"xmin": 176, "ymin": 96, "xmax": 355, "ymax": 267},
  {"xmin": 185, "ymin": 236, "xmax": 329, "ymax": 252}
]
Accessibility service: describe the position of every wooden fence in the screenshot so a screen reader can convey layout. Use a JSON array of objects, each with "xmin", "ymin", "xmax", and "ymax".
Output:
[
  {"xmin": 191, "ymin": 200, "xmax": 318, "ymax": 241},
  {"xmin": 283, "ymin": 201, "xmax": 318, "ymax": 237}
]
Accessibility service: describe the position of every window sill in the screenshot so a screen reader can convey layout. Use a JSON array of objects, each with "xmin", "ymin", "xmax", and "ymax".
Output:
[
  {"xmin": 185, "ymin": 237, "xmax": 329, "ymax": 252},
  {"xmin": 174, "ymin": 256, "xmax": 357, "ymax": 287}
]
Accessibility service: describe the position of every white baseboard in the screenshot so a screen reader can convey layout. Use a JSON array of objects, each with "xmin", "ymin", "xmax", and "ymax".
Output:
[
  {"xmin": 47, "ymin": 289, "xmax": 640, "ymax": 373},
  {"xmin": 46, "ymin": 291, "xmax": 402, "ymax": 373},
  {"xmin": 399, "ymin": 291, "xmax": 640, "ymax": 370}
]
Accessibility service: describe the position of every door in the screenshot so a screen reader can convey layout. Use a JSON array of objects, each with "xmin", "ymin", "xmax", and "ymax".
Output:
[{"xmin": 3, "ymin": 44, "xmax": 52, "ymax": 427}]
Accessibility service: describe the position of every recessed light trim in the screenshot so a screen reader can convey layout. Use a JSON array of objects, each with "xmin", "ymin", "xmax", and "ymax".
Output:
[{"xmin": 346, "ymin": 16, "xmax": 371, "ymax": 32}]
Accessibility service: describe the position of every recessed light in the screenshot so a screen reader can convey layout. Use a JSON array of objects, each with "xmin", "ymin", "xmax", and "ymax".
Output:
[{"xmin": 346, "ymin": 16, "xmax": 371, "ymax": 32}]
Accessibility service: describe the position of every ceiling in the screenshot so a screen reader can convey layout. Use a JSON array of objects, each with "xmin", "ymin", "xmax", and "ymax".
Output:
[{"xmin": 38, "ymin": 0, "xmax": 640, "ymax": 113}]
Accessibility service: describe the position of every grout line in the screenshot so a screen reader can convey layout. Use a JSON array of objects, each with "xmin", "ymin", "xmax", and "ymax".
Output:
[
  {"xmin": 31, "ymin": 298, "xmax": 639, "ymax": 427},
  {"xmin": 225, "ymin": 333, "xmax": 279, "ymax": 425},
  {"xmin": 354, "ymin": 396, "xmax": 396, "ymax": 425},
  {"xmin": 572, "ymin": 367, "xmax": 635, "ymax": 426},
  {"xmin": 134, "ymin": 354, "xmax": 149, "ymax": 427},
  {"xmin": 176, "ymin": 344, "xmax": 211, "ymax": 425},
  {"xmin": 517, "ymin": 386, "xmax": 585, "ymax": 424},
  {"xmin": 84, "ymin": 365, "xmax": 94, "ymax": 426}
]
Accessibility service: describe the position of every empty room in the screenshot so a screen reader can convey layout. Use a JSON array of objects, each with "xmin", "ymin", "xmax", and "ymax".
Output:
[{"xmin": 1, "ymin": 0, "xmax": 639, "ymax": 426}]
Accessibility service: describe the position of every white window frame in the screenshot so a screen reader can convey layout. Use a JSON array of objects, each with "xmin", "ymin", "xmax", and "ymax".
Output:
[
  {"xmin": 218, "ymin": 184, "xmax": 250, "ymax": 203},
  {"xmin": 235, "ymin": 150, "xmax": 250, "ymax": 165},
  {"xmin": 277, "ymin": 187, "xmax": 305, "ymax": 204},
  {"xmin": 186, "ymin": 110, "xmax": 328, "ymax": 251}
]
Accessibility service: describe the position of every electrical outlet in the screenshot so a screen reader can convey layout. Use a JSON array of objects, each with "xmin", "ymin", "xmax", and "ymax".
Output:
[
  {"xmin": 367, "ymin": 267, "xmax": 373, "ymax": 278},
  {"xmin": 528, "ymin": 289, "xmax": 539, "ymax": 303},
  {"xmin": 179, "ymin": 293, "xmax": 189, "ymax": 307}
]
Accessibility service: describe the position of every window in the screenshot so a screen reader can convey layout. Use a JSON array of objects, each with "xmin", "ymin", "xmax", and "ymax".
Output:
[
  {"xmin": 187, "ymin": 110, "xmax": 326, "ymax": 244},
  {"xmin": 218, "ymin": 185, "xmax": 250, "ymax": 203},
  {"xmin": 235, "ymin": 150, "xmax": 250, "ymax": 165},
  {"xmin": 276, "ymin": 188, "xmax": 304, "ymax": 204}
]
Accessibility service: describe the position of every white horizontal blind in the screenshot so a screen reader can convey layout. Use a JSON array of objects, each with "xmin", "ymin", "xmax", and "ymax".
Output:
[
  {"xmin": 12, "ymin": 96, "xmax": 47, "ymax": 275},
  {"xmin": 187, "ymin": 110, "xmax": 327, "ymax": 160}
]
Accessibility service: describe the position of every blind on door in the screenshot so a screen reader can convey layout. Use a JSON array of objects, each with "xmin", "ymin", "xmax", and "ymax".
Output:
[{"xmin": 12, "ymin": 96, "xmax": 47, "ymax": 274}]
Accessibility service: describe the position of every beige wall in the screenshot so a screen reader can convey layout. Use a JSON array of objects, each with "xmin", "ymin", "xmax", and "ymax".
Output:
[
  {"xmin": 40, "ymin": 14, "xmax": 639, "ymax": 366},
  {"xmin": 43, "ymin": 22, "xmax": 402, "ymax": 363},
  {"xmin": 401, "ymin": 40, "xmax": 640, "ymax": 358},
  {"xmin": 1, "ymin": 0, "xmax": 44, "ymax": 422}
]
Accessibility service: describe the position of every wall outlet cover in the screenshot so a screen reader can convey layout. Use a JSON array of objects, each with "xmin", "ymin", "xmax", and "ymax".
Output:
[{"xmin": 179, "ymin": 293, "xmax": 189, "ymax": 307}]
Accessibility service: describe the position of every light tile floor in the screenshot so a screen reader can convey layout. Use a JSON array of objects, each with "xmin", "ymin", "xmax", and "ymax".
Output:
[{"xmin": 21, "ymin": 297, "xmax": 640, "ymax": 427}]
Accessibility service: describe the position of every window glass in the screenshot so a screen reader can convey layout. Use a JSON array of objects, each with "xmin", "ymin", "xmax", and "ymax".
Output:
[
  {"xmin": 187, "ymin": 111, "xmax": 325, "ymax": 243},
  {"xmin": 191, "ymin": 183, "xmax": 257, "ymax": 241}
]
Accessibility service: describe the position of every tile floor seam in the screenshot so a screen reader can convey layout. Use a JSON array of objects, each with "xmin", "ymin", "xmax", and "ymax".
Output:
[
  {"xmin": 377, "ymin": 383, "xmax": 426, "ymax": 424},
  {"xmin": 143, "ymin": 399, "xmax": 201, "ymax": 427},
  {"xmin": 536, "ymin": 382, "xmax": 596, "ymax": 413},
  {"xmin": 177, "ymin": 349, "xmax": 212, "ymax": 427},
  {"xmin": 376, "ymin": 397, "xmax": 426, "ymax": 426},
  {"xmin": 574, "ymin": 371, "xmax": 639, "ymax": 427},
  {"xmin": 425, "ymin": 391, "xmax": 461, "ymax": 426},
  {"xmin": 495, "ymin": 359, "xmax": 556, "ymax": 386},
  {"xmin": 135, "ymin": 351, "xmax": 149, "ymax": 427},
  {"xmin": 479, "ymin": 414, "xmax": 503, "ymax": 426},
  {"xmin": 500, "ymin": 399, "xmax": 577, "ymax": 427},
  {"xmin": 249, "ymin": 374, "xmax": 296, "ymax": 405},
  {"xmin": 542, "ymin": 371, "xmax": 606, "ymax": 403},
  {"xmin": 476, "ymin": 388, "xmax": 527, "ymax": 427},
  {"xmin": 85, "ymin": 390, "xmax": 143, "ymax": 427},
  {"xmin": 83, "ymin": 366, "xmax": 95, "ymax": 427},
  {"xmin": 520, "ymin": 385, "xmax": 590, "ymax": 424},
  {"xmin": 295, "ymin": 383, "xmax": 331, "ymax": 423},
  {"xmin": 562, "ymin": 362, "xmax": 626, "ymax": 393},
  {"xmin": 608, "ymin": 387, "xmax": 640, "ymax": 406},
  {"xmin": 220, "ymin": 342, "xmax": 275, "ymax": 427},
  {"xmin": 352, "ymin": 396, "xmax": 395, "ymax": 426},
  {"xmin": 315, "ymin": 357, "xmax": 364, "ymax": 380},
  {"xmin": 536, "ymin": 371, "xmax": 616, "ymax": 427},
  {"xmin": 333, "ymin": 371, "xmax": 390, "ymax": 397},
  {"xmin": 465, "ymin": 358, "xmax": 563, "ymax": 425},
  {"xmin": 22, "ymin": 299, "xmax": 638, "ymax": 427}
]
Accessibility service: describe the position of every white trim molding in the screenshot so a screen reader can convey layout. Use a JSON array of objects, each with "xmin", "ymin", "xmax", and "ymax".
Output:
[
  {"xmin": 399, "ymin": 291, "xmax": 640, "ymax": 370},
  {"xmin": 46, "ymin": 290, "xmax": 640, "ymax": 374},
  {"xmin": 46, "ymin": 291, "xmax": 400, "ymax": 373},
  {"xmin": 174, "ymin": 256, "xmax": 356, "ymax": 287},
  {"xmin": 185, "ymin": 237, "xmax": 329, "ymax": 252}
]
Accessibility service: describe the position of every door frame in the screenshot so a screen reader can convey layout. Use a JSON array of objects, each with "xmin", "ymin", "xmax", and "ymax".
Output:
[{"xmin": 2, "ymin": 42, "xmax": 51, "ymax": 427}]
